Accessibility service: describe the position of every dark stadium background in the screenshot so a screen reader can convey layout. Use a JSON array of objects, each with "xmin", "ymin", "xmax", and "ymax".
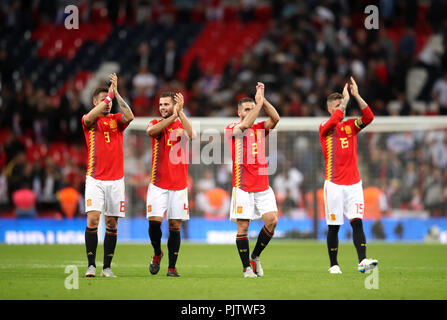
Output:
[{"xmin": 1, "ymin": 0, "xmax": 447, "ymax": 244}]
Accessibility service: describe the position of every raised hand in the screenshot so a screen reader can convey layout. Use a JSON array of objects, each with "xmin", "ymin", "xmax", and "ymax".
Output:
[
  {"xmin": 349, "ymin": 76, "xmax": 359, "ymax": 97},
  {"xmin": 342, "ymin": 83, "xmax": 350, "ymax": 102},
  {"xmin": 109, "ymin": 73, "xmax": 118, "ymax": 95},
  {"xmin": 174, "ymin": 92, "xmax": 184, "ymax": 114},
  {"xmin": 255, "ymin": 82, "xmax": 265, "ymax": 105},
  {"xmin": 108, "ymin": 82, "xmax": 114, "ymax": 95}
]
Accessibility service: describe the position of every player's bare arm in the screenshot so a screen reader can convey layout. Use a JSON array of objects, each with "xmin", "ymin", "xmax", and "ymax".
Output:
[
  {"xmin": 337, "ymin": 83, "xmax": 350, "ymax": 113},
  {"xmin": 232, "ymin": 82, "xmax": 264, "ymax": 136},
  {"xmin": 146, "ymin": 108, "xmax": 178, "ymax": 138},
  {"xmin": 83, "ymin": 84, "xmax": 114, "ymax": 128},
  {"xmin": 260, "ymin": 83, "xmax": 280, "ymax": 131},
  {"xmin": 349, "ymin": 76, "xmax": 374, "ymax": 129},
  {"xmin": 110, "ymin": 73, "xmax": 134, "ymax": 125},
  {"xmin": 175, "ymin": 93, "xmax": 197, "ymax": 140},
  {"xmin": 349, "ymin": 77, "xmax": 367, "ymax": 110}
]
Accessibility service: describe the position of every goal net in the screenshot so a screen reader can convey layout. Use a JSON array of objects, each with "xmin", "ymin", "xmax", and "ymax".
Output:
[{"xmin": 124, "ymin": 116, "xmax": 447, "ymax": 241}]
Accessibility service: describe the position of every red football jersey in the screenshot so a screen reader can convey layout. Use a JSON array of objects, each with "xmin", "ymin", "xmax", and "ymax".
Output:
[
  {"xmin": 148, "ymin": 119, "xmax": 188, "ymax": 190},
  {"xmin": 319, "ymin": 107, "xmax": 374, "ymax": 185},
  {"xmin": 226, "ymin": 121, "xmax": 269, "ymax": 192},
  {"xmin": 82, "ymin": 113, "xmax": 128, "ymax": 181}
]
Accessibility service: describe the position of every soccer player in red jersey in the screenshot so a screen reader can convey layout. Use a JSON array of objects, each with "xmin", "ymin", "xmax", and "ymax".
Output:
[
  {"xmin": 226, "ymin": 82, "xmax": 280, "ymax": 278},
  {"xmin": 82, "ymin": 73, "xmax": 134, "ymax": 278},
  {"xmin": 319, "ymin": 77, "xmax": 378, "ymax": 274},
  {"xmin": 146, "ymin": 91, "xmax": 196, "ymax": 277}
]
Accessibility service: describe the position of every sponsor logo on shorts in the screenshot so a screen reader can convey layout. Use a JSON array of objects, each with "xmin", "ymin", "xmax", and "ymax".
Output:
[
  {"xmin": 237, "ymin": 206, "xmax": 243, "ymax": 214},
  {"xmin": 147, "ymin": 205, "xmax": 152, "ymax": 213},
  {"xmin": 87, "ymin": 199, "xmax": 92, "ymax": 207},
  {"xmin": 330, "ymin": 213, "xmax": 336, "ymax": 221}
]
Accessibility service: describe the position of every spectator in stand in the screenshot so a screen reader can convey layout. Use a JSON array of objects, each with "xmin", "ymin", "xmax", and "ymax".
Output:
[
  {"xmin": 161, "ymin": 39, "xmax": 181, "ymax": 82},
  {"xmin": 132, "ymin": 65, "xmax": 158, "ymax": 98},
  {"xmin": 195, "ymin": 169, "xmax": 216, "ymax": 216},
  {"xmin": 273, "ymin": 165, "xmax": 303, "ymax": 210},
  {"xmin": 12, "ymin": 183, "xmax": 37, "ymax": 218},
  {"xmin": 409, "ymin": 187, "xmax": 424, "ymax": 211},
  {"xmin": 432, "ymin": 73, "xmax": 447, "ymax": 115},
  {"xmin": 6, "ymin": 151, "xmax": 28, "ymax": 197},
  {"xmin": 0, "ymin": 168, "xmax": 9, "ymax": 211},
  {"xmin": 57, "ymin": 184, "xmax": 81, "ymax": 219},
  {"xmin": 424, "ymin": 167, "xmax": 443, "ymax": 216},
  {"xmin": 199, "ymin": 187, "xmax": 230, "ymax": 220},
  {"xmin": 59, "ymin": 90, "xmax": 86, "ymax": 143},
  {"xmin": 34, "ymin": 158, "xmax": 63, "ymax": 212},
  {"xmin": 134, "ymin": 41, "xmax": 151, "ymax": 71},
  {"xmin": 3, "ymin": 132, "xmax": 26, "ymax": 164}
]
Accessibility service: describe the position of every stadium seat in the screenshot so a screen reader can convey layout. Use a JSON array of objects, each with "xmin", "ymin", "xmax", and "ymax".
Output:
[
  {"xmin": 0, "ymin": 151, "xmax": 5, "ymax": 169},
  {"xmin": 255, "ymin": 6, "xmax": 272, "ymax": 21},
  {"xmin": 68, "ymin": 144, "xmax": 88, "ymax": 167},
  {"xmin": 26, "ymin": 144, "xmax": 48, "ymax": 165},
  {"xmin": 47, "ymin": 142, "xmax": 69, "ymax": 167},
  {"xmin": 178, "ymin": 20, "xmax": 268, "ymax": 78},
  {"xmin": 0, "ymin": 128, "xmax": 10, "ymax": 145}
]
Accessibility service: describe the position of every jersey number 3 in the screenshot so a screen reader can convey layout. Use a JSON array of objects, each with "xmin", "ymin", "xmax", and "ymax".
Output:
[{"xmin": 104, "ymin": 131, "xmax": 111, "ymax": 143}]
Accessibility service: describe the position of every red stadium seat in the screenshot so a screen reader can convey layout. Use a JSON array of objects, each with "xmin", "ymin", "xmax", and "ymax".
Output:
[
  {"xmin": 26, "ymin": 144, "xmax": 48, "ymax": 165},
  {"xmin": 255, "ymin": 6, "xmax": 272, "ymax": 21},
  {"xmin": 223, "ymin": 6, "xmax": 239, "ymax": 21},
  {"xmin": 68, "ymin": 144, "xmax": 88, "ymax": 167},
  {"xmin": 0, "ymin": 151, "xmax": 6, "ymax": 169},
  {"xmin": 17, "ymin": 134, "xmax": 33, "ymax": 149},
  {"xmin": 47, "ymin": 142, "xmax": 69, "ymax": 167},
  {"xmin": 177, "ymin": 20, "xmax": 269, "ymax": 78},
  {"xmin": 0, "ymin": 128, "xmax": 10, "ymax": 145}
]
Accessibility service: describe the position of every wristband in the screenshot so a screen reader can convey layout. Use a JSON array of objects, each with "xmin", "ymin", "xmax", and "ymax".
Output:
[{"xmin": 104, "ymin": 91, "xmax": 114, "ymax": 104}]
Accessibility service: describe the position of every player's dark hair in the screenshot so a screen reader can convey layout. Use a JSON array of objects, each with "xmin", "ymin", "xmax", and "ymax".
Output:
[
  {"xmin": 92, "ymin": 87, "xmax": 108, "ymax": 100},
  {"xmin": 327, "ymin": 92, "xmax": 343, "ymax": 102},
  {"xmin": 238, "ymin": 97, "xmax": 255, "ymax": 108},
  {"xmin": 160, "ymin": 91, "xmax": 176, "ymax": 103}
]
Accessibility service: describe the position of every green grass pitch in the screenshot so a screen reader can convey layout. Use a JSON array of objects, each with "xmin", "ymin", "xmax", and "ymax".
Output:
[{"xmin": 1, "ymin": 241, "xmax": 446, "ymax": 300}]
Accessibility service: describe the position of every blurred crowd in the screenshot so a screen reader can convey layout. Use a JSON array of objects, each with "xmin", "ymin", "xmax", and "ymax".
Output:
[{"xmin": 1, "ymin": 0, "xmax": 447, "ymax": 218}]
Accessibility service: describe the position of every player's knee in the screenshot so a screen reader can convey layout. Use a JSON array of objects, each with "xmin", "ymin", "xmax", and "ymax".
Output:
[
  {"xmin": 87, "ymin": 211, "xmax": 100, "ymax": 228},
  {"xmin": 105, "ymin": 218, "xmax": 118, "ymax": 230},
  {"xmin": 237, "ymin": 220, "xmax": 250, "ymax": 234},
  {"xmin": 265, "ymin": 213, "xmax": 278, "ymax": 231},
  {"xmin": 168, "ymin": 219, "xmax": 181, "ymax": 231}
]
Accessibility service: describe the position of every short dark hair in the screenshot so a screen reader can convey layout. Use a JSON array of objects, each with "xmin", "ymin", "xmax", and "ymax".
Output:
[
  {"xmin": 160, "ymin": 91, "xmax": 176, "ymax": 103},
  {"xmin": 238, "ymin": 97, "xmax": 255, "ymax": 108},
  {"xmin": 327, "ymin": 92, "xmax": 343, "ymax": 103},
  {"xmin": 92, "ymin": 87, "xmax": 108, "ymax": 100}
]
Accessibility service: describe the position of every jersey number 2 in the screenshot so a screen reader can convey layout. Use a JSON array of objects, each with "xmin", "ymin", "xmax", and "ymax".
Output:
[{"xmin": 252, "ymin": 142, "xmax": 258, "ymax": 155}]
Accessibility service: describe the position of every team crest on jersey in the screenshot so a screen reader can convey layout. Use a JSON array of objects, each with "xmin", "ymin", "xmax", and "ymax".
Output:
[
  {"xmin": 109, "ymin": 119, "xmax": 117, "ymax": 129},
  {"xmin": 344, "ymin": 125, "xmax": 352, "ymax": 135}
]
